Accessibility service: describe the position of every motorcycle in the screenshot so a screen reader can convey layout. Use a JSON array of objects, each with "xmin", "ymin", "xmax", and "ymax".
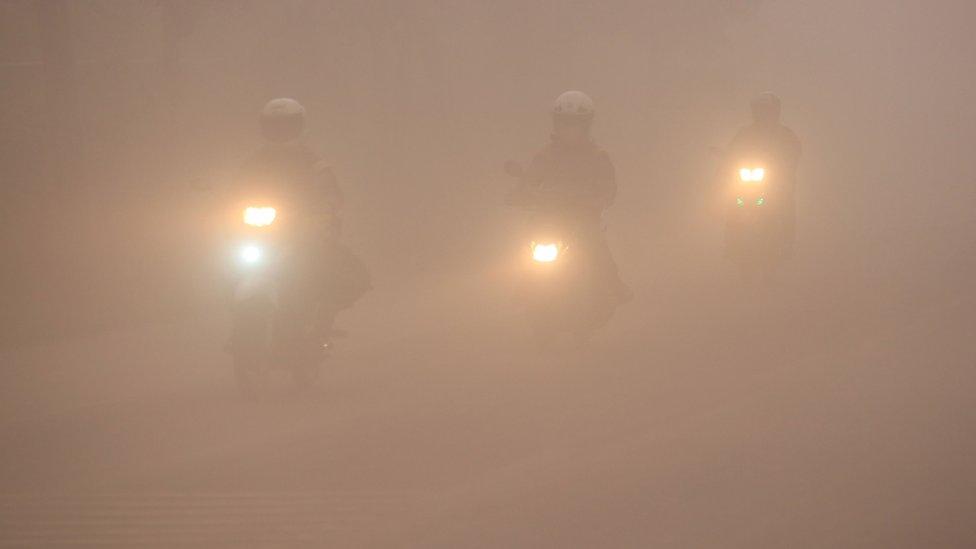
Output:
[
  {"xmin": 224, "ymin": 199, "xmax": 330, "ymax": 398},
  {"xmin": 504, "ymin": 161, "xmax": 616, "ymax": 344},
  {"xmin": 724, "ymin": 161, "xmax": 785, "ymax": 281}
]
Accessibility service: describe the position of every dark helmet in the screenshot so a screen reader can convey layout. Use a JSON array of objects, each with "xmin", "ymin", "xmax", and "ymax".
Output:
[
  {"xmin": 750, "ymin": 92, "xmax": 782, "ymax": 125},
  {"xmin": 260, "ymin": 98, "xmax": 306, "ymax": 143}
]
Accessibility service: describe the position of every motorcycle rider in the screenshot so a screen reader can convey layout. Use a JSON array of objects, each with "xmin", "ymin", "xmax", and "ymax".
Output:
[
  {"xmin": 724, "ymin": 92, "xmax": 802, "ymax": 256},
  {"xmin": 229, "ymin": 98, "xmax": 370, "ymax": 344},
  {"xmin": 510, "ymin": 91, "xmax": 631, "ymax": 303}
]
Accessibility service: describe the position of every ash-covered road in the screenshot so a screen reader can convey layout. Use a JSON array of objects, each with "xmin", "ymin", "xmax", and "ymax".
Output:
[{"xmin": 2, "ymin": 257, "xmax": 974, "ymax": 547}]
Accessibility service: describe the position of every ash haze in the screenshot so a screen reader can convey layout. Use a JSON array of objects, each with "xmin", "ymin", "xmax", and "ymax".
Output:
[{"xmin": 1, "ymin": 1, "xmax": 975, "ymax": 547}]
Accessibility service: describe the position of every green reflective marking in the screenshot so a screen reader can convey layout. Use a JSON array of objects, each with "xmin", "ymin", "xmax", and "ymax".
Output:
[
  {"xmin": 756, "ymin": 196, "xmax": 765, "ymax": 206},
  {"xmin": 736, "ymin": 197, "xmax": 745, "ymax": 207}
]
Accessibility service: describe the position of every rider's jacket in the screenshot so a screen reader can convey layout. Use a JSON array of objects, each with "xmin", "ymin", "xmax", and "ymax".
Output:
[
  {"xmin": 231, "ymin": 142, "xmax": 343, "ymax": 218},
  {"xmin": 513, "ymin": 139, "xmax": 616, "ymax": 224},
  {"xmin": 229, "ymin": 142, "xmax": 369, "ymax": 306},
  {"xmin": 726, "ymin": 122, "xmax": 802, "ymax": 190}
]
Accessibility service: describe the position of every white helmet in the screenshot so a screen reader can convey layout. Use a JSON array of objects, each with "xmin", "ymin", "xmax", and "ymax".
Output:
[
  {"xmin": 260, "ymin": 98, "xmax": 306, "ymax": 142},
  {"xmin": 552, "ymin": 90, "xmax": 595, "ymax": 121}
]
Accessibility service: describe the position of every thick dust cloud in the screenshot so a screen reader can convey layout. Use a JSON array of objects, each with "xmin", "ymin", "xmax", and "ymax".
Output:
[{"xmin": 1, "ymin": 1, "xmax": 975, "ymax": 547}]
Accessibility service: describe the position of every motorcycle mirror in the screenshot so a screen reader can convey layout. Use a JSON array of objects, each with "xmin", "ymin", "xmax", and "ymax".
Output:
[{"xmin": 504, "ymin": 160, "xmax": 523, "ymax": 178}]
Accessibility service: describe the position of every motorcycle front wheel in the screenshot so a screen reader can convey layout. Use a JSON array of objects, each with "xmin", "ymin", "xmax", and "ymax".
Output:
[{"xmin": 230, "ymin": 298, "xmax": 274, "ymax": 400}]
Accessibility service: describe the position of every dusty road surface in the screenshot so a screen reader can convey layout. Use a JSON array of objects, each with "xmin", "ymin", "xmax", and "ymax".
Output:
[{"xmin": 2, "ymin": 250, "xmax": 975, "ymax": 548}]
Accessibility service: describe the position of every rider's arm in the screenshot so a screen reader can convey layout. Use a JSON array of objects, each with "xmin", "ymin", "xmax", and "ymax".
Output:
[
  {"xmin": 505, "ymin": 151, "xmax": 548, "ymax": 207},
  {"xmin": 782, "ymin": 127, "xmax": 802, "ymax": 176},
  {"xmin": 592, "ymin": 150, "xmax": 616, "ymax": 209},
  {"xmin": 312, "ymin": 160, "xmax": 344, "ymax": 215},
  {"xmin": 720, "ymin": 127, "xmax": 749, "ymax": 175}
]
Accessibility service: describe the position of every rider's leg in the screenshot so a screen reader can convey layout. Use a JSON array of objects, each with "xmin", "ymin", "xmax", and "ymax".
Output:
[{"xmin": 583, "ymin": 229, "xmax": 632, "ymax": 304}]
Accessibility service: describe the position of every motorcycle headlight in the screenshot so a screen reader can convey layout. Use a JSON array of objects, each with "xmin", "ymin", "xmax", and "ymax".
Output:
[
  {"xmin": 243, "ymin": 206, "xmax": 277, "ymax": 227},
  {"xmin": 738, "ymin": 167, "xmax": 765, "ymax": 183},
  {"xmin": 532, "ymin": 242, "xmax": 560, "ymax": 263},
  {"xmin": 240, "ymin": 244, "xmax": 263, "ymax": 264}
]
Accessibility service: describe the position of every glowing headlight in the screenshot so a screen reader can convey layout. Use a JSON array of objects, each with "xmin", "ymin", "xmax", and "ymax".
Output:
[
  {"xmin": 243, "ymin": 206, "xmax": 277, "ymax": 227},
  {"xmin": 532, "ymin": 242, "xmax": 560, "ymax": 263},
  {"xmin": 240, "ymin": 245, "xmax": 262, "ymax": 264},
  {"xmin": 738, "ymin": 167, "xmax": 765, "ymax": 183}
]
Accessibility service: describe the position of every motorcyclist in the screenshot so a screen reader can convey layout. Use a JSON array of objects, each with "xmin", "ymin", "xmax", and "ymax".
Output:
[
  {"xmin": 229, "ymin": 98, "xmax": 370, "ymax": 342},
  {"xmin": 510, "ymin": 91, "xmax": 631, "ymax": 303},
  {"xmin": 235, "ymin": 98, "xmax": 344, "ymax": 225},
  {"xmin": 724, "ymin": 92, "xmax": 802, "ymax": 256}
]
